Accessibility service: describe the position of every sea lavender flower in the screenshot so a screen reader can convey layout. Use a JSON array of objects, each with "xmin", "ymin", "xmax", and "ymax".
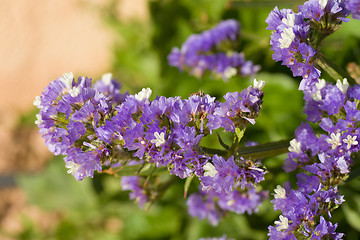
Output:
[
  {"xmin": 121, "ymin": 176, "xmax": 148, "ymax": 208},
  {"xmin": 188, "ymin": 175, "xmax": 268, "ymax": 226},
  {"xmin": 168, "ymin": 19, "xmax": 260, "ymax": 80},
  {"xmin": 188, "ymin": 153, "xmax": 268, "ymax": 225},
  {"xmin": 286, "ymin": 79, "xmax": 360, "ymax": 172},
  {"xmin": 107, "ymin": 80, "xmax": 264, "ymax": 180},
  {"xmin": 268, "ymin": 177, "xmax": 345, "ymax": 239},
  {"xmin": 207, "ymin": 80, "xmax": 264, "ymax": 132},
  {"xmin": 200, "ymin": 155, "xmax": 266, "ymax": 194},
  {"xmin": 187, "ymin": 188, "xmax": 223, "ymax": 226},
  {"xmin": 270, "ymin": 78, "xmax": 360, "ymax": 238},
  {"xmin": 35, "ymin": 73, "xmax": 126, "ymax": 180},
  {"xmin": 346, "ymin": 0, "xmax": 360, "ymax": 20},
  {"xmin": 266, "ymin": 0, "xmax": 350, "ymax": 91}
]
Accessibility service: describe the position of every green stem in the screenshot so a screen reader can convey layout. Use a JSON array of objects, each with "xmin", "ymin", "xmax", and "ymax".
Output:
[
  {"xmin": 315, "ymin": 55, "xmax": 357, "ymax": 85},
  {"xmin": 111, "ymin": 165, "xmax": 168, "ymax": 176},
  {"xmin": 236, "ymin": 139, "xmax": 290, "ymax": 160},
  {"xmin": 200, "ymin": 139, "xmax": 290, "ymax": 160}
]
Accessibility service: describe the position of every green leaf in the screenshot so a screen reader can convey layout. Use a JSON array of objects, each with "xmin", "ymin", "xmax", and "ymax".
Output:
[
  {"xmin": 235, "ymin": 127, "xmax": 245, "ymax": 143},
  {"xmin": 16, "ymin": 157, "xmax": 97, "ymax": 211},
  {"xmin": 184, "ymin": 175, "xmax": 194, "ymax": 198},
  {"xmin": 343, "ymin": 195, "xmax": 360, "ymax": 232}
]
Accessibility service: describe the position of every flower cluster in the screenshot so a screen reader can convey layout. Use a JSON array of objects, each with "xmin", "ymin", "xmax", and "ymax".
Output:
[
  {"xmin": 35, "ymin": 72, "xmax": 268, "ymax": 227},
  {"xmin": 35, "ymin": 73, "xmax": 265, "ymax": 182},
  {"xmin": 105, "ymin": 79, "xmax": 265, "ymax": 180},
  {"xmin": 265, "ymin": 2, "xmax": 360, "ymax": 238},
  {"xmin": 346, "ymin": 0, "xmax": 360, "ymax": 20},
  {"xmin": 121, "ymin": 176, "xmax": 148, "ymax": 208},
  {"xmin": 187, "ymin": 154, "xmax": 268, "ymax": 225},
  {"xmin": 168, "ymin": 19, "xmax": 260, "ymax": 80},
  {"xmin": 267, "ymin": 78, "xmax": 359, "ymax": 238},
  {"xmin": 266, "ymin": 0, "xmax": 350, "ymax": 90},
  {"xmin": 34, "ymin": 73, "xmax": 128, "ymax": 181}
]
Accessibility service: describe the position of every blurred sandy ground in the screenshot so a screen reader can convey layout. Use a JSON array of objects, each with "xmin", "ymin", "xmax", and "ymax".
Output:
[{"xmin": 0, "ymin": 0, "xmax": 148, "ymax": 237}]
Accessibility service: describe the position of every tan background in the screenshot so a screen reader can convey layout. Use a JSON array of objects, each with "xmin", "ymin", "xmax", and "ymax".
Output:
[
  {"xmin": 0, "ymin": 0, "xmax": 147, "ymax": 235},
  {"xmin": 0, "ymin": 0, "xmax": 148, "ymax": 169}
]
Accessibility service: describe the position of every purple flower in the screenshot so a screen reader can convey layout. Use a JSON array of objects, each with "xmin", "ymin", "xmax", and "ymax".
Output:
[
  {"xmin": 200, "ymin": 154, "xmax": 266, "ymax": 197},
  {"xmin": 121, "ymin": 176, "xmax": 148, "ymax": 208},
  {"xmin": 186, "ymin": 189, "xmax": 223, "ymax": 226},
  {"xmin": 346, "ymin": 0, "xmax": 360, "ymax": 20},
  {"xmin": 266, "ymin": 1, "xmax": 350, "ymax": 91},
  {"xmin": 207, "ymin": 81, "xmax": 264, "ymax": 131},
  {"xmin": 168, "ymin": 19, "xmax": 259, "ymax": 79},
  {"xmin": 35, "ymin": 73, "xmax": 126, "ymax": 181}
]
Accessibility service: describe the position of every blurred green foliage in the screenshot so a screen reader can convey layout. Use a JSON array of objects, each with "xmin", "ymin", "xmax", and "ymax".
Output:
[{"xmin": 12, "ymin": 0, "xmax": 360, "ymax": 239}]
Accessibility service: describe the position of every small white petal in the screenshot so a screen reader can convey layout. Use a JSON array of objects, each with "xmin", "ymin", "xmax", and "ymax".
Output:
[
  {"xmin": 223, "ymin": 67, "xmax": 237, "ymax": 79},
  {"xmin": 35, "ymin": 113, "xmax": 43, "ymax": 125},
  {"xmin": 203, "ymin": 162, "xmax": 218, "ymax": 177},
  {"xmin": 150, "ymin": 132, "xmax": 166, "ymax": 147},
  {"xmin": 279, "ymin": 27, "xmax": 295, "ymax": 49},
  {"xmin": 253, "ymin": 79, "xmax": 265, "ymax": 90},
  {"xmin": 65, "ymin": 161, "xmax": 82, "ymax": 175},
  {"xmin": 343, "ymin": 135, "xmax": 358, "ymax": 149},
  {"xmin": 319, "ymin": 0, "xmax": 328, "ymax": 9},
  {"xmin": 288, "ymin": 139, "xmax": 301, "ymax": 153},
  {"xmin": 311, "ymin": 90, "xmax": 322, "ymax": 101},
  {"xmin": 60, "ymin": 72, "xmax": 74, "ymax": 89},
  {"xmin": 336, "ymin": 78, "xmax": 349, "ymax": 94},
  {"xmin": 315, "ymin": 79, "xmax": 326, "ymax": 90},
  {"xmin": 135, "ymin": 88, "xmax": 152, "ymax": 101},
  {"xmin": 33, "ymin": 96, "xmax": 41, "ymax": 107},
  {"xmin": 274, "ymin": 185, "xmax": 286, "ymax": 199},
  {"xmin": 275, "ymin": 215, "xmax": 289, "ymax": 231},
  {"xmin": 248, "ymin": 166, "xmax": 264, "ymax": 172},
  {"xmin": 326, "ymin": 132, "xmax": 342, "ymax": 149},
  {"xmin": 69, "ymin": 86, "xmax": 80, "ymax": 97},
  {"xmin": 226, "ymin": 199, "xmax": 235, "ymax": 206},
  {"xmin": 101, "ymin": 73, "xmax": 113, "ymax": 85},
  {"xmin": 281, "ymin": 13, "xmax": 295, "ymax": 27}
]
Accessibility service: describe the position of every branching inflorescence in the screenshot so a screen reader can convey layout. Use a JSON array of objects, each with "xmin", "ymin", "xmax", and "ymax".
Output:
[
  {"xmin": 34, "ymin": 70, "xmax": 267, "ymax": 218},
  {"xmin": 265, "ymin": 0, "xmax": 360, "ymax": 239},
  {"xmin": 33, "ymin": 1, "xmax": 360, "ymax": 239},
  {"xmin": 168, "ymin": 19, "xmax": 260, "ymax": 80}
]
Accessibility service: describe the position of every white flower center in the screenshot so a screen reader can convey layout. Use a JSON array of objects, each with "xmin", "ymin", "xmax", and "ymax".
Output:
[
  {"xmin": 223, "ymin": 67, "xmax": 237, "ymax": 79},
  {"xmin": 282, "ymin": 13, "xmax": 295, "ymax": 27},
  {"xmin": 35, "ymin": 113, "xmax": 43, "ymax": 125},
  {"xmin": 69, "ymin": 86, "xmax": 80, "ymax": 97},
  {"xmin": 150, "ymin": 132, "xmax": 166, "ymax": 147},
  {"xmin": 65, "ymin": 161, "xmax": 82, "ymax": 175},
  {"xmin": 315, "ymin": 78, "xmax": 326, "ymax": 90},
  {"xmin": 326, "ymin": 132, "xmax": 342, "ymax": 149},
  {"xmin": 311, "ymin": 90, "xmax": 322, "ymax": 101},
  {"xmin": 319, "ymin": 0, "xmax": 328, "ymax": 10},
  {"xmin": 203, "ymin": 162, "xmax": 218, "ymax": 177},
  {"xmin": 226, "ymin": 199, "xmax": 235, "ymax": 206},
  {"xmin": 343, "ymin": 135, "xmax": 358, "ymax": 149},
  {"xmin": 274, "ymin": 185, "xmax": 286, "ymax": 199},
  {"xmin": 336, "ymin": 78, "xmax": 349, "ymax": 94},
  {"xmin": 288, "ymin": 139, "xmax": 301, "ymax": 153},
  {"xmin": 101, "ymin": 73, "xmax": 113, "ymax": 85},
  {"xmin": 60, "ymin": 72, "xmax": 74, "ymax": 89},
  {"xmin": 279, "ymin": 27, "xmax": 295, "ymax": 49},
  {"xmin": 135, "ymin": 88, "xmax": 152, "ymax": 101},
  {"xmin": 275, "ymin": 215, "xmax": 289, "ymax": 231},
  {"xmin": 33, "ymin": 96, "xmax": 41, "ymax": 107},
  {"xmin": 253, "ymin": 79, "xmax": 265, "ymax": 90}
]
